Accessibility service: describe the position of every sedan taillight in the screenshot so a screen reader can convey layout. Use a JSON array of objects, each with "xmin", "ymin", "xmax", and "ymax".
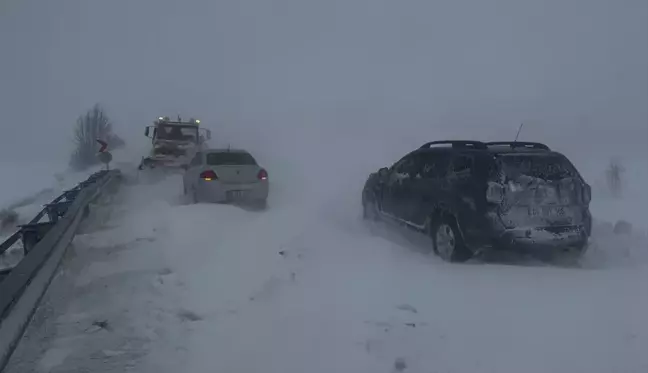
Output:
[
  {"xmin": 200, "ymin": 170, "xmax": 218, "ymax": 181},
  {"xmin": 257, "ymin": 169, "xmax": 268, "ymax": 180}
]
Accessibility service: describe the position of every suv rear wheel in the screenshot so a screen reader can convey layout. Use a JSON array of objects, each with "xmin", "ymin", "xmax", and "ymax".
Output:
[{"xmin": 430, "ymin": 217, "xmax": 472, "ymax": 263}]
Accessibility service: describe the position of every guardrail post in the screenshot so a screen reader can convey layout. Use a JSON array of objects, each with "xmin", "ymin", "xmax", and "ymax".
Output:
[
  {"xmin": 44, "ymin": 201, "xmax": 72, "ymax": 224},
  {"xmin": 78, "ymin": 180, "xmax": 94, "ymax": 189},
  {"xmin": 18, "ymin": 222, "xmax": 56, "ymax": 255},
  {"xmin": 0, "ymin": 169, "xmax": 122, "ymax": 372},
  {"xmin": 63, "ymin": 188, "xmax": 80, "ymax": 201}
]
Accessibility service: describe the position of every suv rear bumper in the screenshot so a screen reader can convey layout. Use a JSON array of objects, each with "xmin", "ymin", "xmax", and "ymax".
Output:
[
  {"xmin": 494, "ymin": 225, "xmax": 588, "ymax": 252},
  {"xmin": 482, "ymin": 208, "xmax": 591, "ymax": 252}
]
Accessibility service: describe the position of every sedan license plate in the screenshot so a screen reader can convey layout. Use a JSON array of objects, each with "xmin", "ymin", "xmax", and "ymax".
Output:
[
  {"xmin": 227, "ymin": 190, "xmax": 247, "ymax": 200},
  {"xmin": 529, "ymin": 206, "xmax": 565, "ymax": 217}
]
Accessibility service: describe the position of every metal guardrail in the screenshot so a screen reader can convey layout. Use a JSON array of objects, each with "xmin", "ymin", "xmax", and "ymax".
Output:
[{"xmin": 0, "ymin": 169, "xmax": 121, "ymax": 372}]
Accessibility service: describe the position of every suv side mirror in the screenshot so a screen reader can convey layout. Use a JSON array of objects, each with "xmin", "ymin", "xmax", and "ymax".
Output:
[{"xmin": 144, "ymin": 127, "xmax": 150, "ymax": 137}]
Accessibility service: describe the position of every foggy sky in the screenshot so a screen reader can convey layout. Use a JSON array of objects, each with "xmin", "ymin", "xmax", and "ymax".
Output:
[{"xmin": 1, "ymin": 0, "xmax": 646, "ymax": 165}]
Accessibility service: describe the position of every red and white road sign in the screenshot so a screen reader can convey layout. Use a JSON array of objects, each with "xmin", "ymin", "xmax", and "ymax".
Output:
[{"xmin": 96, "ymin": 139, "xmax": 108, "ymax": 153}]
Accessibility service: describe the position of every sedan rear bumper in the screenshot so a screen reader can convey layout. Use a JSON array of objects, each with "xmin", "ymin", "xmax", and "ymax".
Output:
[{"xmin": 196, "ymin": 180, "xmax": 268, "ymax": 203}]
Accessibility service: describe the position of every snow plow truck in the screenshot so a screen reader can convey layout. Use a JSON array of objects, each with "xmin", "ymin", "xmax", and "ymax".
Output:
[{"xmin": 138, "ymin": 116, "xmax": 211, "ymax": 171}]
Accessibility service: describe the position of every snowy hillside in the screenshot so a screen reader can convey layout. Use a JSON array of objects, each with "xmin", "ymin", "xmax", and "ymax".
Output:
[
  {"xmin": 0, "ymin": 160, "xmax": 96, "ymax": 239},
  {"xmin": 0, "ymin": 150, "xmax": 135, "ymax": 269},
  {"xmin": 0, "ymin": 147, "xmax": 136, "ymax": 222},
  {"xmin": 0, "ymin": 160, "xmax": 70, "ymax": 210}
]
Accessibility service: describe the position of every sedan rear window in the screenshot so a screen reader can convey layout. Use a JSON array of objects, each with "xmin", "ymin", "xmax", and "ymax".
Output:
[{"xmin": 206, "ymin": 152, "xmax": 257, "ymax": 166}]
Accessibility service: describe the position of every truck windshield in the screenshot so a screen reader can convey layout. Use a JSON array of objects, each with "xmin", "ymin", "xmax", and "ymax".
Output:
[{"xmin": 157, "ymin": 125, "xmax": 198, "ymax": 142}]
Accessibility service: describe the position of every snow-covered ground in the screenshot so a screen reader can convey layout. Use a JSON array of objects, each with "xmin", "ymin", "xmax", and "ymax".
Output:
[
  {"xmin": 0, "ymin": 161, "xmax": 105, "ymax": 221},
  {"xmin": 1, "ymin": 161, "xmax": 90, "ymax": 269},
  {"xmin": 0, "ymin": 148, "xmax": 136, "ymax": 213},
  {"xmin": 1, "ymin": 161, "xmax": 70, "ymax": 211},
  {"xmin": 5, "ymin": 153, "xmax": 648, "ymax": 373},
  {"xmin": 0, "ymin": 151, "xmax": 133, "ymax": 269}
]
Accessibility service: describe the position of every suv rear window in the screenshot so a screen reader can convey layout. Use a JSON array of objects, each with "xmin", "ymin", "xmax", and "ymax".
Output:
[
  {"xmin": 495, "ymin": 154, "xmax": 578, "ymax": 181},
  {"xmin": 206, "ymin": 152, "xmax": 257, "ymax": 166}
]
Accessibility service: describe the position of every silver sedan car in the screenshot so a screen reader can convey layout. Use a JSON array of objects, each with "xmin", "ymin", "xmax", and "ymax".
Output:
[{"xmin": 182, "ymin": 148, "xmax": 269, "ymax": 208}]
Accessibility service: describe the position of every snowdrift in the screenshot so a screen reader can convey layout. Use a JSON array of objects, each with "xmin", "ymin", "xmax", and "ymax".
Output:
[{"xmin": 5, "ymin": 161, "xmax": 647, "ymax": 373}]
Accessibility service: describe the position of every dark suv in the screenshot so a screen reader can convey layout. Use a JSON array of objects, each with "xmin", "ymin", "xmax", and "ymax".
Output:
[{"xmin": 361, "ymin": 141, "xmax": 592, "ymax": 262}]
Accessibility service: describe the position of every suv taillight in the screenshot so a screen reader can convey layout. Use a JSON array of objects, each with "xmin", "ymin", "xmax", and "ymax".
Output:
[
  {"xmin": 486, "ymin": 182, "xmax": 505, "ymax": 204},
  {"xmin": 257, "ymin": 169, "xmax": 268, "ymax": 180},
  {"xmin": 200, "ymin": 170, "xmax": 218, "ymax": 181},
  {"xmin": 582, "ymin": 183, "xmax": 591, "ymax": 204}
]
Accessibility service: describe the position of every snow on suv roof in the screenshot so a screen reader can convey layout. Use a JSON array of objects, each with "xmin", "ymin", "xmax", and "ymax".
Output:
[{"xmin": 415, "ymin": 140, "xmax": 556, "ymax": 155}]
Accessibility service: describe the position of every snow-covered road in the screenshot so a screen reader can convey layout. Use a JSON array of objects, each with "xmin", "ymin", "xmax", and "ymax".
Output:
[{"xmin": 6, "ymin": 164, "xmax": 648, "ymax": 373}]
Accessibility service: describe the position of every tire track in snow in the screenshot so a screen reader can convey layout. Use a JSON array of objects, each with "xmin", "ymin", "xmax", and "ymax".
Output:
[{"xmin": 6, "ymin": 171, "xmax": 648, "ymax": 373}]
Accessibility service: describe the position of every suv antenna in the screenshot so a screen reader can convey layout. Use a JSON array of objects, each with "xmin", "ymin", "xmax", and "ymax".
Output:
[{"xmin": 514, "ymin": 123, "xmax": 524, "ymax": 142}]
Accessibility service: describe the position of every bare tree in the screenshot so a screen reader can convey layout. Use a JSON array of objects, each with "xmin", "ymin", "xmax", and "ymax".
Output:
[
  {"xmin": 605, "ymin": 158, "xmax": 625, "ymax": 198},
  {"xmin": 69, "ymin": 104, "xmax": 124, "ymax": 171}
]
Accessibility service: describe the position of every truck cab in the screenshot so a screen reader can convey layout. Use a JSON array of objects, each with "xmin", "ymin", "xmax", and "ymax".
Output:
[{"xmin": 140, "ymin": 116, "xmax": 212, "ymax": 169}]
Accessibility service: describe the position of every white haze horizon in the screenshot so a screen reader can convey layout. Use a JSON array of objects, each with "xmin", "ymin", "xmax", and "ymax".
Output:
[{"xmin": 1, "ymin": 0, "xmax": 646, "ymax": 167}]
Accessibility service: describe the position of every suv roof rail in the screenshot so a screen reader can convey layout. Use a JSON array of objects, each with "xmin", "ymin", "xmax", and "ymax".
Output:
[
  {"xmin": 419, "ymin": 140, "xmax": 487, "ymax": 150},
  {"xmin": 485, "ymin": 141, "xmax": 550, "ymax": 150},
  {"xmin": 156, "ymin": 120, "xmax": 199, "ymax": 126}
]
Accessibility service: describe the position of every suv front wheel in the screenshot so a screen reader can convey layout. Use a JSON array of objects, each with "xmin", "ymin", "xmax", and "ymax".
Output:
[{"xmin": 430, "ymin": 217, "xmax": 472, "ymax": 263}]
